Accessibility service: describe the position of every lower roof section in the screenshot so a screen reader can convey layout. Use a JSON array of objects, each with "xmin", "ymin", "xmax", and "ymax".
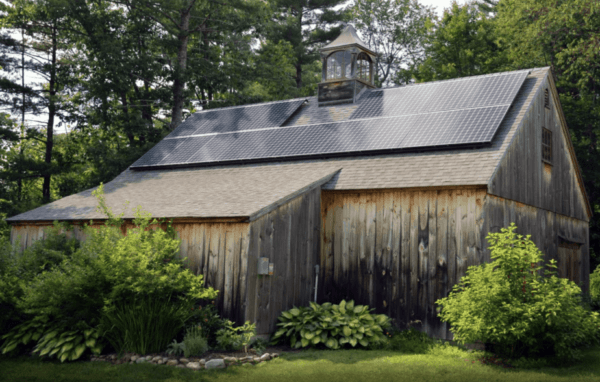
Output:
[{"xmin": 6, "ymin": 165, "xmax": 341, "ymax": 223}]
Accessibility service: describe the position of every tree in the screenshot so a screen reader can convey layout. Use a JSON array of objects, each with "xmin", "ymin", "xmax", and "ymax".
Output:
[
  {"xmin": 266, "ymin": 0, "xmax": 348, "ymax": 95},
  {"xmin": 408, "ymin": 1, "xmax": 506, "ymax": 82},
  {"xmin": 496, "ymin": 0, "xmax": 600, "ymax": 269},
  {"xmin": 352, "ymin": 0, "xmax": 433, "ymax": 87}
]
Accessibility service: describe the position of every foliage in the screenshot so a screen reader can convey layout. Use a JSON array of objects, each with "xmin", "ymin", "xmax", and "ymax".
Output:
[
  {"xmin": 33, "ymin": 324, "xmax": 102, "ymax": 362},
  {"xmin": 383, "ymin": 327, "xmax": 436, "ymax": 353},
  {"xmin": 351, "ymin": 0, "xmax": 433, "ymax": 86},
  {"xmin": 0, "ymin": 316, "xmax": 48, "ymax": 355},
  {"xmin": 250, "ymin": 337, "xmax": 269, "ymax": 355},
  {"xmin": 182, "ymin": 326, "xmax": 208, "ymax": 358},
  {"xmin": 165, "ymin": 339, "xmax": 185, "ymax": 357},
  {"xmin": 215, "ymin": 320, "xmax": 256, "ymax": 352},
  {"xmin": 591, "ymin": 265, "xmax": 600, "ymax": 301},
  {"xmin": 408, "ymin": 1, "xmax": 507, "ymax": 83},
  {"xmin": 437, "ymin": 223, "xmax": 600, "ymax": 360},
  {"xmin": 271, "ymin": 300, "xmax": 391, "ymax": 350},
  {"xmin": 100, "ymin": 296, "xmax": 192, "ymax": 355},
  {"xmin": 187, "ymin": 301, "xmax": 224, "ymax": 348}
]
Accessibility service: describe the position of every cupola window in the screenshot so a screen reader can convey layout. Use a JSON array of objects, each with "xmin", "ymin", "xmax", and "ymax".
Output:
[
  {"xmin": 327, "ymin": 51, "xmax": 352, "ymax": 80},
  {"xmin": 356, "ymin": 52, "xmax": 371, "ymax": 82}
]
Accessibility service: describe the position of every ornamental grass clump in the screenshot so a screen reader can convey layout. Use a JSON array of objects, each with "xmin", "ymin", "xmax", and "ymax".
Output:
[{"xmin": 436, "ymin": 223, "xmax": 600, "ymax": 360}]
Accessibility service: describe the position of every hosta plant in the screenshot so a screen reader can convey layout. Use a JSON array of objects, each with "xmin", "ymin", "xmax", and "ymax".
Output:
[
  {"xmin": 33, "ymin": 325, "xmax": 103, "ymax": 362},
  {"xmin": 271, "ymin": 300, "xmax": 391, "ymax": 349},
  {"xmin": 0, "ymin": 316, "xmax": 48, "ymax": 355}
]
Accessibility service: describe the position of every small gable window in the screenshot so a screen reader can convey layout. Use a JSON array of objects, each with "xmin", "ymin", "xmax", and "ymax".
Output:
[
  {"xmin": 544, "ymin": 89, "xmax": 550, "ymax": 109},
  {"xmin": 356, "ymin": 53, "xmax": 371, "ymax": 82},
  {"xmin": 327, "ymin": 51, "xmax": 352, "ymax": 80},
  {"xmin": 542, "ymin": 127, "xmax": 552, "ymax": 163}
]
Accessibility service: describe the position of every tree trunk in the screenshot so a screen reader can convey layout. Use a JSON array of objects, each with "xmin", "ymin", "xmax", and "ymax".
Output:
[
  {"xmin": 42, "ymin": 23, "xmax": 57, "ymax": 203},
  {"xmin": 169, "ymin": 8, "xmax": 191, "ymax": 130}
]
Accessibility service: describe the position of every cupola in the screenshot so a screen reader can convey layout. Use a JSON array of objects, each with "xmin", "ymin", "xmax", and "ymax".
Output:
[{"xmin": 318, "ymin": 25, "xmax": 377, "ymax": 105}]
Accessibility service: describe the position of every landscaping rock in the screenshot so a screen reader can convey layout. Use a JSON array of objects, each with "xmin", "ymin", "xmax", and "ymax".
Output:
[
  {"xmin": 179, "ymin": 358, "xmax": 190, "ymax": 363},
  {"xmin": 135, "ymin": 358, "xmax": 147, "ymax": 364},
  {"xmin": 130, "ymin": 355, "xmax": 139, "ymax": 362},
  {"xmin": 166, "ymin": 359, "xmax": 179, "ymax": 366},
  {"xmin": 157, "ymin": 360, "xmax": 165, "ymax": 365},
  {"xmin": 271, "ymin": 353, "xmax": 279, "ymax": 358},
  {"xmin": 199, "ymin": 359, "xmax": 206, "ymax": 365},
  {"xmin": 259, "ymin": 353, "xmax": 271, "ymax": 361},
  {"xmin": 162, "ymin": 357, "xmax": 169, "ymax": 363},
  {"xmin": 223, "ymin": 356, "xmax": 237, "ymax": 363},
  {"xmin": 187, "ymin": 362, "xmax": 202, "ymax": 370},
  {"xmin": 152, "ymin": 356, "xmax": 161, "ymax": 362},
  {"xmin": 205, "ymin": 359, "xmax": 225, "ymax": 369},
  {"xmin": 239, "ymin": 356, "xmax": 253, "ymax": 363}
]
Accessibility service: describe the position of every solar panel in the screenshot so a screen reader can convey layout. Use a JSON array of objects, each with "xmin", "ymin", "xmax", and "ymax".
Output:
[
  {"xmin": 167, "ymin": 98, "xmax": 306, "ymax": 138},
  {"xmin": 130, "ymin": 70, "xmax": 530, "ymax": 170}
]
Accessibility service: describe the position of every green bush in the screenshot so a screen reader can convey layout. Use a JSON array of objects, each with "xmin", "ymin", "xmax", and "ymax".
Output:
[
  {"xmin": 187, "ymin": 301, "xmax": 224, "ymax": 348},
  {"xmin": 437, "ymin": 223, "xmax": 600, "ymax": 360},
  {"xmin": 216, "ymin": 320, "xmax": 256, "ymax": 352},
  {"xmin": 590, "ymin": 265, "xmax": 600, "ymax": 306},
  {"xmin": 383, "ymin": 327, "xmax": 435, "ymax": 353},
  {"xmin": 0, "ymin": 189, "xmax": 218, "ymax": 360},
  {"xmin": 183, "ymin": 326, "xmax": 209, "ymax": 357},
  {"xmin": 0, "ymin": 225, "xmax": 79, "ymax": 341},
  {"xmin": 271, "ymin": 300, "xmax": 391, "ymax": 350}
]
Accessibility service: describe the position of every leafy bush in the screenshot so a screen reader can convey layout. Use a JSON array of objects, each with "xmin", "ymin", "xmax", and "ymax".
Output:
[
  {"xmin": 187, "ymin": 301, "xmax": 224, "ymax": 348},
  {"xmin": 216, "ymin": 320, "xmax": 256, "ymax": 352},
  {"xmin": 590, "ymin": 265, "xmax": 600, "ymax": 307},
  {"xmin": 0, "ymin": 225, "xmax": 79, "ymax": 342},
  {"xmin": 100, "ymin": 296, "xmax": 193, "ymax": 355},
  {"xmin": 382, "ymin": 327, "xmax": 436, "ymax": 353},
  {"xmin": 183, "ymin": 326, "xmax": 209, "ymax": 357},
  {"xmin": 33, "ymin": 324, "xmax": 102, "ymax": 362},
  {"xmin": 437, "ymin": 223, "xmax": 600, "ymax": 360},
  {"xmin": 271, "ymin": 300, "xmax": 391, "ymax": 349},
  {"xmin": 0, "ymin": 188, "xmax": 217, "ymax": 360}
]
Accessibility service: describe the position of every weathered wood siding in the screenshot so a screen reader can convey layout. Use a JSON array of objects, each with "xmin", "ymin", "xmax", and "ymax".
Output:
[
  {"xmin": 320, "ymin": 187, "xmax": 487, "ymax": 340},
  {"xmin": 10, "ymin": 221, "xmax": 252, "ymax": 325},
  {"xmin": 488, "ymin": 73, "xmax": 589, "ymax": 222},
  {"xmin": 483, "ymin": 194, "xmax": 590, "ymax": 293},
  {"xmin": 245, "ymin": 187, "xmax": 321, "ymax": 335},
  {"xmin": 320, "ymin": 187, "xmax": 589, "ymax": 340}
]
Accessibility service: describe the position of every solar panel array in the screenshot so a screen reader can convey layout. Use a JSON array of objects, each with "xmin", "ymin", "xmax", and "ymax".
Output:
[{"xmin": 131, "ymin": 70, "xmax": 529, "ymax": 169}]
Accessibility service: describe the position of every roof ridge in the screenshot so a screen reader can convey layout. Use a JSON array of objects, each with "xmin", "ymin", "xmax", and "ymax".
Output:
[{"xmin": 371, "ymin": 68, "xmax": 534, "ymax": 93}]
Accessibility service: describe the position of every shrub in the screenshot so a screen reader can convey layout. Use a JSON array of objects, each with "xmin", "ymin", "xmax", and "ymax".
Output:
[
  {"xmin": 383, "ymin": 327, "xmax": 435, "ymax": 353},
  {"xmin": 183, "ymin": 326, "xmax": 209, "ymax": 357},
  {"xmin": 590, "ymin": 265, "xmax": 600, "ymax": 306},
  {"xmin": 187, "ymin": 301, "xmax": 224, "ymax": 348},
  {"xmin": 436, "ymin": 223, "xmax": 600, "ymax": 360},
  {"xmin": 216, "ymin": 320, "xmax": 256, "ymax": 352},
  {"xmin": 271, "ymin": 300, "xmax": 391, "ymax": 350},
  {"xmin": 166, "ymin": 339, "xmax": 185, "ymax": 356},
  {"xmin": 1, "ymin": 188, "xmax": 218, "ymax": 360}
]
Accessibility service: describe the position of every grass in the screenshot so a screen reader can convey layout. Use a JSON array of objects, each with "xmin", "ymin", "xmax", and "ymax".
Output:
[{"xmin": 2, "ymin": 343, "xmax": 600, "ymax": 382}]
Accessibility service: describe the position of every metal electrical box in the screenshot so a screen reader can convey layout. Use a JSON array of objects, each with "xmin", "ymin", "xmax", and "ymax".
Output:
[
  {"xmin": 258, "ymin": 257, "xmax": 269, "ymax": 275},
  {"xmin": 258, "ymin": 257, "xmax": 274, "ymax": 276}
]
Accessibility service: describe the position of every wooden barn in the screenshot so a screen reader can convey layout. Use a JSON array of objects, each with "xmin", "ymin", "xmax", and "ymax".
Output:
[{"xmin": 8, "ymin": 26, "xmax": 591, "ymax": 339}]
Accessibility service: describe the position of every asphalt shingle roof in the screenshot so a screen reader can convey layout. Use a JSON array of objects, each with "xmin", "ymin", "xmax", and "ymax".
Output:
[{"xmin": 7, "ymin": 68, "xmax": 548, "ymax": 222}]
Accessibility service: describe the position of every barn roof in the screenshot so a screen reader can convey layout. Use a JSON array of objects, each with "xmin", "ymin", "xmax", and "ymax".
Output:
[{"xmin": 7, "ymin": 68, "xmax": 558, "ymax": 223}]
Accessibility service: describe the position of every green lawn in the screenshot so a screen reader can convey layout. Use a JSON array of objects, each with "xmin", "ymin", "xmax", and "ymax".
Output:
[{"xmin": 3, "ymin": 344, "xmax": 600, "ymax": 382}]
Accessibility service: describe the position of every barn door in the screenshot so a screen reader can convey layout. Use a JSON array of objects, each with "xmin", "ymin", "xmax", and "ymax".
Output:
[{"xmin": 557, "ymin": 242, "xmax": 581, "ymax": 286}]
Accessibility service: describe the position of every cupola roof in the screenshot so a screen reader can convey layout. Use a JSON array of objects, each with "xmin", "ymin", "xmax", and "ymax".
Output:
[{"xmin": 321, "ymin": 25, "xmax": 376, "ymax": 56}]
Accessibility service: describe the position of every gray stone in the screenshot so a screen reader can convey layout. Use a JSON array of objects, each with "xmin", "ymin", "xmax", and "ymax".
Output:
[
  {"xmin": 152, "ymin": 356, "xmax": 162, "ymax": 362},
  {"xmin": 187, "ymin": 362, "xmax": 202, "ymax": 370},
  {"xmin": 205, "ymin": 359, "xmax": 226, "ymax": 369},
  {"xmin": 253, "ymin": 357, "xmax": 261, "ymax": 363},
  {"xmin": 259, "ymin": 353, "xmax": 271, "ymax": 361},
  {"xmin": 135, "ymin": 358, "xmax": 147, "ymax": 364},
  {"xmin": 179, "ymin": 358, "xmax": 190, "ymax": 363},
  {"xmin": 130, "ymin": 355, "xmax": 139, "ymax": 362},
  {"xmin": 223, "ymin": 356, "xmax": 237, "ymax": 363},
  {"xmin": 166, "ymin": 359, "xmax": 179, "ymax": 366},
  {"xmin": 199, "ymin": 359, "xmax": 206, "ymax": 365},
  {"xmin": 157, "ymin": 360, "xmax": 165, "ymax": 365},
  {"xmin": 162, "ymin": 357, "xmax": 169, "ymax": 363}
]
